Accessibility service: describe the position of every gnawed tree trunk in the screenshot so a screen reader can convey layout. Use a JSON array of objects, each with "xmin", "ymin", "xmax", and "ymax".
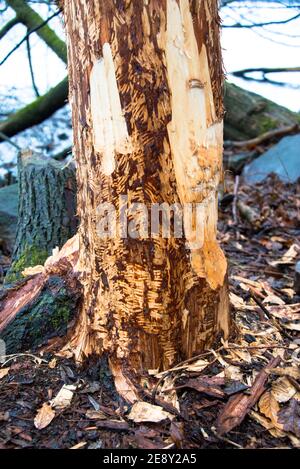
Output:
[
  {"xmin": 62, "ymin": 0, "xmax": 230, "ymax": 382},
  {"xmin": 6, "ymin": 150, "xmax": 77, "ymax": 282}
]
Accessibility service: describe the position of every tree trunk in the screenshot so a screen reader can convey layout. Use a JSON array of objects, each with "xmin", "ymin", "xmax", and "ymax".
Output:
[
  {"xmin": 63, "ymin": 0, "xmax": 230, "ymax": 382},
  {"xmin": 6, "ymin": 150, "xmax": 77, "ymax": 282}
]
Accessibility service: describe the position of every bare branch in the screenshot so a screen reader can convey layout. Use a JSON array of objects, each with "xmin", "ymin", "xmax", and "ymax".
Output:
[
  {"xmin": 0, "ymin": 9, "xmax": 64, "ymax": 66},
  {"xmin": 26, "ymin": 31, "xmax": 40, "ymax": 97},
  {"xmin": 0, "ymin": 16, "xmax": 19, "ymax": 40},
  {"xmin": 222, "ymin": 11, "xmax": 300, "ymax": 28},
  {"xmin": 232, "ymin": 66, "xmax": 300, "ymax": 87},
  {"xmin": 0, "ymin": 76, "xmax": 68, "ymax": 142},
  {"xmin": 5, "ymin": 0, "xmax": 67, "ymax": 62}
]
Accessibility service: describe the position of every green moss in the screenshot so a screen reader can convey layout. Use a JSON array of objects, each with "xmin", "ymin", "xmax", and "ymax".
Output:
[
  {"xmin": 258, "ymin": 115, "xmax": 278, "ymax": 133},
  {"xmin": 0, "ymin": 276, "xmax": 79, "ymax": 353},
  {"xmin": 5, "ymin": 245, "xmax": 48, "ymax": 283},
  {"xmin": 50, "ymin": 305, "xmax": 70, "ymax": 329}
]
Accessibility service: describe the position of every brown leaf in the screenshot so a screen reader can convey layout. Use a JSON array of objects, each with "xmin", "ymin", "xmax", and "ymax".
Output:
[
  {"xmin": 128, "ymin": 401, "xmax": 173, "ymax": 423},
  {"xmin": 272, "ymin": 377, "xmax": 296, "ymax": 403},
  {"xmin": 249, "ymin": 411, "xmax": 286, "ymax": 438},
  {"xmin": 0, "ymin": 368, "xmax": 10, "ymax": 379},
  {"xmin": 278, "ymin": 399, "xmax": 300, "ymax": 437},
  {"xmin": 34, "ymin": 403, "xmax": 55, "ymax": 430},
  {"xmin": 268, "ymin": 366, "xmax": 300, "ymax": 380},
  {"xmin": 85, "ymin": 410, "xmax": 107, "ymax": 420},
  {"xmin": 259, "ymin": 391, "xmax": 281, "ymax": 426},
  {"xmin": 175, "ymin": 376, "xmax": 225, "ymax": 398},
  {"xmin": 170, "ymin": 421, "xmax": 185, "ymax": 448}
]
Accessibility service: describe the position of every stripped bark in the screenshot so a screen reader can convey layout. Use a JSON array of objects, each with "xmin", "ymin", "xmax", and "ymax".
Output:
[{"xmin": 62, "ymin": 0, "xmax": 230, "ymax": 379}]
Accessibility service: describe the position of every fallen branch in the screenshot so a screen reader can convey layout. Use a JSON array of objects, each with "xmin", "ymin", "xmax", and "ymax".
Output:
[
  {"xmin": 0, "ymin": 77, "xmax": 68, "ymax": 141},
  {"xmin": 216, "ymin": 355, "xmax": 281, "ymax": 435},
  {"xmin": 224, "ymin": 124, "xmax": 299, "ymax": 149}
]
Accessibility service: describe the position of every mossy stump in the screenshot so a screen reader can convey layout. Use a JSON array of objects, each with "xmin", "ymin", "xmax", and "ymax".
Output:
[{"xmin": 6, "ymin": 150, "xmax": 77, "ymax": 283}]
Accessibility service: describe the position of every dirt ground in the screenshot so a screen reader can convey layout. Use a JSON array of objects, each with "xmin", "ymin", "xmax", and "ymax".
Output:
[{"xmin": 0, "ymin": 174, "xmax": 299, "ymax": 449}]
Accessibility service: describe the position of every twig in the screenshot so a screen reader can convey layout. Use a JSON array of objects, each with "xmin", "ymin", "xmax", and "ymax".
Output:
[
  {"xmin": 249, "ymin": 291, "xmax": 294, "ymax": 340},
  {"xmin": 0, "ymin": 17, "xmax": 19, "ymax": 40},
  {"xmin": 216, "ymin": 355, "xmax": 281, "ymax": 435},
  {"xmin": 224, "ymin": 124, "xmax": 299, "ymax": 149},
  {"xmin": 211, "ymin": 427, "xmax": 243, "ymax": 449},
  {"xmin": 0, "ymin": 9, "xmax": 62, "ymax": 67},
  {"xmin": 223, "ymin": 12, "xmax": 300, "ymax": 28},
  {"xmin": 224, "ymin": 344, "xmax": 291, "ymax": 351},
  {"xmin": 0, "ymin": 131, "xmax": 21, "ymax": 149},
  {"xmin": 26, "ymin": 32, "xmax": 40, "ymax": 97},
  {"xmin": 232, "ymin": 175, "xmax": 239, "ymax": 225}
]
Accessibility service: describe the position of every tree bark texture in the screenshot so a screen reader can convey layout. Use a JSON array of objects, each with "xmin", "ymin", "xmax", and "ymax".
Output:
[
  {"xmin": 6, "ymin": 150, "xmax": 77, "ymax": 282},
  {"xmin": 63, "ymin": 0, "xmax": 230, "ymax": 374}
]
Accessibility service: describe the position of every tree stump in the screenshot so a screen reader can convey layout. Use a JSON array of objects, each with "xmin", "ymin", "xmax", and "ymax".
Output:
[{"xmin": 6, "ymin": 150, "xmax": 77, "ymax": 282}]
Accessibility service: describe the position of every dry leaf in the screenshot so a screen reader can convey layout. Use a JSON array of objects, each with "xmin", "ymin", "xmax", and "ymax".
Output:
[
  {"xmin": 86, "ymin": 409, "xmax": 107, "ymax": 420},
  {"xmin": 263, "ymin": 294, "xmax": 285, "ymax": 306},
  {"xmin": 128, "ymin": 401, "xmax": 174, "ymax": 423},
  {"xmin": 50, "ymin": 384, "xmax": 76, "ymax": 409},
  {"xmin": 70, "ymin": 442, "xmax": 87, "ymax": 449},
  {"xmin": 224, "ymin": 365, "xmax": 244, "ymax": 382},
  {"xmin": 34, "ymin": 403, "xmax": 55, "ymax": 430},
  {"xmin": 259, "ymin": 391, "xmax": 281, "ymax": 426},
  {"xmin": 0, "ymin": 411, "xmax": 9, "ymax": 421},
  {"xmin": 272, "ymin": 377, "xmax": 297, "ymax": 403},
  {"xmin": 229, "ymin": 292, "xmax": 254, "ymax": 311},
  {"xmin": 270, "ymin": 244, "xmax": 299, "ymax": 267},
  {"xmin": 249, "ymin": 411, "xmax": 286, "ymax": 438},
  {"xmin": 48, "ymin": 358, "xmax": 57, "ymax": 369},
  {"xmin": 216, "ymin": 356, "xmax": 280, "ymax": 435},
  {"xmin": 159, "ymin": 375, "xmax": 180, "ymax": 411},
  {"xmin": 175, "ymin": 377, "xmax": 224, "ymax": 398},
  {"xmin": 185, "ymin": 359, "xmax": 209, "ymax": 373},
  {"xmin": 287, "ymin": 433, "xmax": 300, "ymax": 448},
  {"xmin": 0, "ymin": 368, "xmax": 10, "ymax": 380},
  {"xmin": 278, "ymin": 399, "xmax": 300, "ymax": 437},
  {"xmin": 268, "ymin": 366, "xmax": 300, "ymax": 380},
  {"xmin": 269, "ymin": 303, "xmax": 300, "ymax": 322}
]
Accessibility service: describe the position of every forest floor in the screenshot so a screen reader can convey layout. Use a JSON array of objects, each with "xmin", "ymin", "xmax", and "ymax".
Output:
[{"xmin": 0, "ymin": 174, "xmax": 299, "ymax": 449}]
